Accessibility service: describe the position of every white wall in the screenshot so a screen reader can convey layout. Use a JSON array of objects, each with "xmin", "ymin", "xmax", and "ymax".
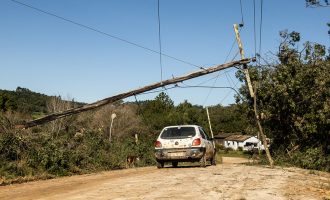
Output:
[{"xmin": 224, "ymin": 136, "xmax": 265, "ymax": 151}]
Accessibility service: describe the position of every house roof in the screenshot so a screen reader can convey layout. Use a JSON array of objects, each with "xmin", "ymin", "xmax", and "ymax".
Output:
[{"xmin": 224, "ymin": 134, "xmax": 253, "ymax": 142}]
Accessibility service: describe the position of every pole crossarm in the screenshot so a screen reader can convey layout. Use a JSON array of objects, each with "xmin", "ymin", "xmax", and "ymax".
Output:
[{"xmin": 21, "ymin": 58, "xmax": 252, "ymax": 128}]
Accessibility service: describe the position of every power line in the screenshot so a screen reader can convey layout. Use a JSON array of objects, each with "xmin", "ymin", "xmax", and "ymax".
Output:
[
  {"xmin": 202, "ymin": 49, "xmax": 240, "ymax": 106},
  {"xmin": 176, "ymin": 85, "xmax": 242, "ymax": 99},
  {"xmin": 10, "ymin": 0, "xmax": 204, "ymax": 70},
  {"xmin": 225, "ymin": 72, "xmax": 234, "ymax": 87},
  {"xmin": 194, "ymin": 68, "xmax": 235, "ymax": 86},
  {"xmin": 200, "ymin": 23, "xmax": 243, "ymax": 106},
  {"xmin": 136, "ymin": 83, "xmax": 243, "ymax": 99},
  {"xmin": 239, "ymin": 0, "xmax": 244, "ymax": 25},
  {"xmin": 157, "ymin": 0, "xmax": 163, "ymax": 83},
  {"xmin": 253, "ymin": 0, "xmax": 257, "ymax": 59},
  {"xmin": 219, "ymin": 80, "xmax": 240, "ymax": 105},
  {"xmin": 138, "ymin": 85, "xmax": 177, "ymax": 95},
  {"xmin": 224, "ymin": 37, "xmax": 238, "ymax": 63},
  {"xmin": 258, "ymin": 0, "xmax": 264, "ymax": 67},
  {"xmin": 258, "ymin": 54, "xmax": 272, "ymax": 67},
  {"xmin": 156, "ymin": 0, "xmax": 172, "ymax": 102}
]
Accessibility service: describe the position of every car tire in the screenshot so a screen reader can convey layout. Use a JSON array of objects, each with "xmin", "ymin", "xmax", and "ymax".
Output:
[
  {"xmin": 157, "ymin": 161, "xmax": 164, "ymax": 169},
  {"xmin": 211, "ymin": 152, "xmax": 217, "ymax": 166},
  {"xmin": 199, "ymin": 154, "xmax": 206, "ymax": 168},
  {"xmin": 172, "ymin": 162, "xmax": 178, "ymax": 168}
]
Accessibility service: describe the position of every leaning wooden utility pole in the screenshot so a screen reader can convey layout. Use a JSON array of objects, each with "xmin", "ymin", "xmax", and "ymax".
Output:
[
  {"xmin": 20, "ymin": 58, "xmax": 252, "ymax": 128},
  {"xmin": 233, "ymin": 24, "xmax": 274, "ymax": 168}
]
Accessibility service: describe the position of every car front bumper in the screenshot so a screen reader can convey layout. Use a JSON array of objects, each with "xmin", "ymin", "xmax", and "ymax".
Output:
[{"xmin": 155, "ymin": 147, "xmax": 205, "ymax": 162}]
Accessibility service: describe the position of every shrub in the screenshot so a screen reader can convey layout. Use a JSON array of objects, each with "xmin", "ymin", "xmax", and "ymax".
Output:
[
  {"xmin": 224, "ymin": 147, "xmax": 233, "ymax": 153},
  {"xmin": 215, "ymin": 143, "xmax": 225, "ymax": 151}
]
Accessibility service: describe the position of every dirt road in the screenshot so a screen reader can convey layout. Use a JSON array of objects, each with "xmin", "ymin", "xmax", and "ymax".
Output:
[{"xmin": 0, "ymin": 157, "xmax": 329, "ymax": 200}]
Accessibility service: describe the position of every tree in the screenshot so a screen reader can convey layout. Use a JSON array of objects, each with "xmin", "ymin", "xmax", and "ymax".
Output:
[
  {"xmin": 237, "ymin": 30, "xmax": 330, "ymax": 170},
  {"xmin": 46, "ymin": 96, "xmax": 75, "ymax": 136},
  {"xmin": 306, "ymin": 0, "xmax": 330, "ymax": 7},
  {"xmin": 207, "ymin": 104, "xmax": 250, "ymax": 134},
  {"xmin": 0, "ymin": 94, "xmax": 16, "ymax": 112},
  {"xmin": 140, "ymin": 92, "xmax": 176, "ymax": 130}
]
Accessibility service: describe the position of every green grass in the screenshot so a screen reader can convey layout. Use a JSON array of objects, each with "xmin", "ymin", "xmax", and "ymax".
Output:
[
  {"xmin": 218, "ymin": 150, "xmax": 250, "ymax": 158},
  {"xmin": 31, "ymin": 112, "xmax": 45, "ymax": 119}
]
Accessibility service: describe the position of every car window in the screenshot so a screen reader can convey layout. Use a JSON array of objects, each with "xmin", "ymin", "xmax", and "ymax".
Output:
[
  {"xmin": 199, "ymin": 128, "xmax": 206, "ymax": 139},
  {"xmin": 199, "ymin": 127, "xmax": 209, "ymax": 140},
  {"xmin": 160, "ymin": 127, "xmax": 196, "ymax": 139}
]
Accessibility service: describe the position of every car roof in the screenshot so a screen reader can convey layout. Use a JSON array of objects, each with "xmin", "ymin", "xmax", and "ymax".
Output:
[{"xmin": 163, "ymin": 125, "xmax": 200, "ymax": 129}]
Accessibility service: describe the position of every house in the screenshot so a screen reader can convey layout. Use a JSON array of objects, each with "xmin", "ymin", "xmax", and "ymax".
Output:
[
  {"xmin": 223, "ymin": 134, "xmax": 265, "ymax": 151},
  {"xmin": 213, "ymin": 132, "xmax": 239, "ymax": 146}
]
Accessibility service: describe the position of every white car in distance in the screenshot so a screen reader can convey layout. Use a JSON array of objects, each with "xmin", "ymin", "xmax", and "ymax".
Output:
[{"xmin": 154, "ymin": 125, "xmax": 216, "ymax": 168}]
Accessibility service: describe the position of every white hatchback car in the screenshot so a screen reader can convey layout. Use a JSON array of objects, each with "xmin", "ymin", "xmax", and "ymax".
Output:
[{"xmin": 154, "ymin": 125, "xmax": 216, "ymax": 168}]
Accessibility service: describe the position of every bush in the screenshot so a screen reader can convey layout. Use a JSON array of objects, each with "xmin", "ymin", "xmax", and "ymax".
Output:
[
  {"xmin": 293, "ymin": 148, "xmax": 330, "ymax": 171},
  {"xmin": 224, "ymin": 147, "xmax": 233, "ymax": 153},
  {"xmin": 0, "ymin": 126, "xmax": 157, "ymax": 182},
  {"xmin": 215, "ymin": 143, "xmax": 225, "ymax": 151},
  {"xmin": 272, "ymin": 147, "xmax": 330, "ymax": 172}
]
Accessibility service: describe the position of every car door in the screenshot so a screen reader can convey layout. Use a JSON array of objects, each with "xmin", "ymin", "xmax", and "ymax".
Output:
[{"xmin": 199, "ymin": 127, "xmax": 213, "ymax": 159}]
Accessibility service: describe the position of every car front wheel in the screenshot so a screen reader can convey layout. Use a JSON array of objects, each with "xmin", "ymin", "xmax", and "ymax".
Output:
[
  {"xmin": 199, "ymin": 154, "xmax": 206, "ymax": 167},
  {"xmin": 172, "ymin": 162, "xmax": 178, "ymax": 168},
  {"xmin": 157, "ymin": 161, "xmax": 164, "ymax": 169},
  {"xmin": 211, "ymin": 152, "xmax": 217, "ymax": 166}
]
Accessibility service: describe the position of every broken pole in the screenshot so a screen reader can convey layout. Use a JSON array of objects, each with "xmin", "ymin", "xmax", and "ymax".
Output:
[{"xmin": 21, "ymin": 58, "xmax": 252, "ymax": 128}]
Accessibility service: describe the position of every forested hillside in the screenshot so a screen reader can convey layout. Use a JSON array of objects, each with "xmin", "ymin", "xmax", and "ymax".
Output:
[
  {"xmin": 0, "ymin": 87, "xmax": 50, "ymax": 114},
  {"xmin": 0, "ymin": 87, "xmax": 248, "ymax": 184},
  {"xmin": 0, "ymin": 87, "xmax": 84, "ymax": 120}
]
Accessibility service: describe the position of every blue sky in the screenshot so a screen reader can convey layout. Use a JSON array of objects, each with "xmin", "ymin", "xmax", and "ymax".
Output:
[{"xmin": 1, "ymin": 0, "xmax": 329, "ymax": 106}]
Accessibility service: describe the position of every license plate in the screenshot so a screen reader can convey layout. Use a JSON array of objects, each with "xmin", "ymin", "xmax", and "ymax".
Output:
[{"xmin": 169, "ymin": 152, "xmax": 185, "ymax": 157}]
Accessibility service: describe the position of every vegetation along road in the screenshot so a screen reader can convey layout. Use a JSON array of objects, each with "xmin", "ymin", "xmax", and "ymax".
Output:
[{"xmin": 0, "ymin": 157, "xmax": 329, "ymax": 200}]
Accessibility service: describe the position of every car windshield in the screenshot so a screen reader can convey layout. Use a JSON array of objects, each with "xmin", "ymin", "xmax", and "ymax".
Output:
[{"xmin": 160, "ymin": 127, "xmax": 196, "ymax": 139}]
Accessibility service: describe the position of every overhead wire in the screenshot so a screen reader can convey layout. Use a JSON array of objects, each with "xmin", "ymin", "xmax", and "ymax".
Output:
[
  {"xmin": 219, "ymin": 80, "xmax": 241, "ymax": 105},
  {"xmin": 10, "ymin": 0, "xmax": 204, "ymax": 70},
  {"xmin": 202, "ymin": 49, "xmax": 240, "ymax": 106},
  {"xmin": 194, "ymin": 69, "xmax": 234, "ymax": 86},
  {"xmin": 157, "ymin": 0, "xmax": 163, "ymax": 83},
  {"xmin": 239, "ymin": 0, "xmax": 244, "ymax": 25},
  {"xmin": 253, "ymin": 0, "xmax": 257, "ymax": 60},
  {"xmin": 258, "ymin": 0, "xmax": 264, "ymax": 67},
  {"xmin": 11, "ymin": 0, "xmax": 249, "ymax": 106},
  {"xmin": 194, "ymin": 36, "xmax": 238, "ymax": 87},
  {"xmin": 215, "ymin": 51, "xmax": 239, "ymax": 104},
  {"xmin": 258, "ymin": 54, "xmax": 272, "ymax": 67},
  {"xmin": 137, "ymin": 85, "xmax": 177, "ymax": 95},
  {"xmin": 225, "ymin": 72, "xmax": 235, "ymax": 88},
  {"xmin": 200, "ymin": 0, "xmax": 246, "ymax": 106},
  {"xmin": 156, "ymin": 0, "xmax": 171, "ymax": 100},
  {"xmin": 136, "ymin": 83, "xmax": 243, "ymax": 100},
  {"xmin": 176, "ymin": 85, "xmax": 242, "ymax": 99}
]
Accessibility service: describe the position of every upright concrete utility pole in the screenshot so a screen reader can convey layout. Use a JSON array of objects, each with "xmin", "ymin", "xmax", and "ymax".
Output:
[
  {"xmin": 206, "ymin": 107, "xmax": 215, "ymax": 148},
  {"xmin": 233, "ymin": 24, "xmax": 274, "ymax": 168}
]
